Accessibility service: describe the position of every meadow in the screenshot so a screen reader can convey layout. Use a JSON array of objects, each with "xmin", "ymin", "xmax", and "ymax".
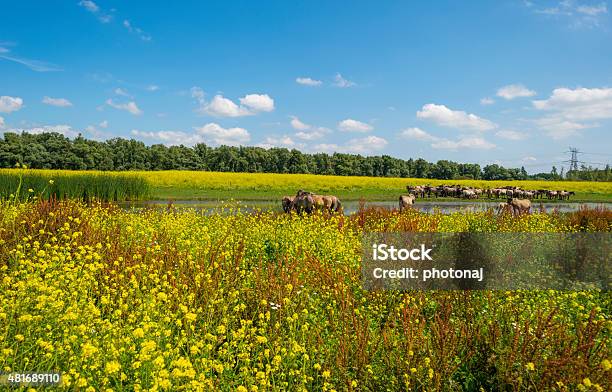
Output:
[
  {"xmin": 0, "ymin": 200, "xmax": 610, "ymax": 391},
  {"xmin": 1, "ymin": 169, "xmax": 611, "ymax": 202}
]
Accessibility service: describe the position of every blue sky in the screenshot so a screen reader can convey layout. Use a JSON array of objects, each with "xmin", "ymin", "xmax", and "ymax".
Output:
[{"xmin": 1, "ymin": 0, "xmax": 611, "ymax": 172}]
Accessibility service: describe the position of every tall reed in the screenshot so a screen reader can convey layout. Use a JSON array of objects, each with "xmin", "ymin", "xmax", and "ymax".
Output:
[{"xmin": 0, "ymin": 169, "xmax": 150, "ymax": 201}]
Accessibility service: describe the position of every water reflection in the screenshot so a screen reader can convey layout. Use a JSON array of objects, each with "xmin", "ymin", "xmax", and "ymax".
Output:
[{"xmin": 118, "ymin": 199, "xmax": 610, "ymax": 215}]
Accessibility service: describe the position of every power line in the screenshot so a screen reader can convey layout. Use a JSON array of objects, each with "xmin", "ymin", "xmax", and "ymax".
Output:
[
  {"xmin": 579, "ymin": 151, "xmax": 612, "ymax": 157},
  {"xmin": 568, "ymin": 147, "xmax": 579, "ymax": 171},
  {"xmin": 562, "ymin": 147, "xmax": 611, "ymax": 170}
]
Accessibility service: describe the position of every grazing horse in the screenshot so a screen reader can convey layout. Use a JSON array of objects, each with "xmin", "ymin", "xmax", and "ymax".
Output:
[
  {"xmin": 399, "ymin": 194, "xmax": 416, "ymax": 212},
  {"xmin": 282, "ymin": 196, "xmax": 295, "ymax": 213},
  {"xmin": 507, "ymin": 198, "xmax": 531, "ymax": 215}
]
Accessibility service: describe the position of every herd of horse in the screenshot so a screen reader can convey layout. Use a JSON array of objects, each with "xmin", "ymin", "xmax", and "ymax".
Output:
[
  {"xmin": 282, "ymin": 190, "xmax": 342, "ymax": 214},
  {"xmin": 282, "ymin": 184, "xmax": 540, "ymax": 216},
  {"xmin": 398, "ymin": 193, "xmax": 532, "ymax": 215},
  {"xmin": 406, "ymin": 184, "xmax": 575, "ymax": 200}
]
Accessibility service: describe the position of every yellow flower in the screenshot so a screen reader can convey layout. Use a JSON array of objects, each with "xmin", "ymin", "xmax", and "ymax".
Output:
[
  {"xmin": 185, "ymin": 312, "xmax": 197, "ymax": 322},
  {"xmin": 583, "ymin": 378, "xmax": 592, "ymax": 387},
  {"xmin": 153, "ymin": 356, "xmax": 165, "ymax": 369},
  {"xmin": 525, "ymin": 362, "xmax": 535, "ymax": 371},
  {"xmin": 237, "ymin": 387, "xmax": 248, "ymax": 392},
  {"xmin": 256, "ymin": 335, "xmax": 267, "ymax": 344},
  {"xmin": 322, "ymin": 370, "xmax": 331, "ymax": 378},
  {"xmin": 133, "ymin": 328, "xmax": 145, "ymax": 338},
  {"xmin": 602, "ymin": 359, "xmax": 611, "ymax": 371},
  {"xmin": 105, "ymin": 361, "xmax": 121, "ymax": 374}
]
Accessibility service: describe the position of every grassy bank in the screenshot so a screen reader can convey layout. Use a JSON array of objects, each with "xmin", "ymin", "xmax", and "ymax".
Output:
[
  {"xmin": 1, "ymin": 169, "xmax": 611, "ymax": 202},
  {"xmin": 141, "ymin": 171, "xmax": 612, "ymax": 202}
]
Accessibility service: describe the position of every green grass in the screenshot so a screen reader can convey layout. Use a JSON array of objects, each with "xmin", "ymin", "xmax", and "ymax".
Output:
[
  {"xmin": 139, "ymin": 171, "xmax": 612, "ymax": 202},
  {"xmin": 0, "ymin": 169, "xmax": 150, "ymax": 201}
]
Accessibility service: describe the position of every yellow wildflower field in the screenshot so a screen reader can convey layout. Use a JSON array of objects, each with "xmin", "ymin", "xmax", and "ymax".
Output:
[{"xmin": 0, "ymin": 200, "xmax": 609, "ymax": 390}]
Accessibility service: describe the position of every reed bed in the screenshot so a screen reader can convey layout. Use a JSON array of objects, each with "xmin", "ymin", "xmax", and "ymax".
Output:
[{"xmin": 0, "ymin": 169, "xmax": 150, "ymax": 201}]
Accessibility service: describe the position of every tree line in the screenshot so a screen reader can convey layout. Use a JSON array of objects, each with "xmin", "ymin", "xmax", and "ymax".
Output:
[{"xmin": 0, "ymin": 132, "xmax": 609, "ymax": 181}]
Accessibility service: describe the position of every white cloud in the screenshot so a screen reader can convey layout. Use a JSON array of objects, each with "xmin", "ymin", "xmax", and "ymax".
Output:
[
  {"xmin": 289, "ymin": 116, "xmax": 330, "ymax": 140},
  {"xmin": 194, "ymin": 123, "xmax": 250, "ymax": 146},
  {"xmin": 78, "ymin": 1, "xmax": 112, "ymax": 24},
  {"xmin": 345, "ymin": 136, "xmax": 387, "ymax": 154},
  {"xmin": 114, "ymin": 87, "xmax": 130, "ymax": 97},
  {"xmin": 85, "ymin": 124, "xmax": 108, "ymax": 141},
  {"xmin": 577, "ymin": 3, "xmax": 608, "ymax": 16},
  {"xmin": 0, "ymin": 116, "xmax": 4, "ymax": 129},
  {"xmin": 42, "ymin": 96, "xmax": 72, "ymax": 107},
  {"xmin": 131, "ymin": 130, "xmax": 204, "ymax": 146},
  {"xmin": 333, "ymin": 73, "xmax": 356, "ymax": 88},
  {"xmin": 416, "ymin": 103, "xmax": 497, "ymax": 131},
  {"xmin": 0, "ymin": 43, "xmax": 62, "ymax": 72},
  {"xmin": 310, "ymin": 143, "xmax": 339, "ymax": 153},
  {"xmin": 480, "ymin": 97, "xmax": 495, "ymax": 105},
  {"xmin": 203, "ymin": 95, "xmax": 251, "ymax": 117},
  {"xmin": 399, "ymin": 127, "xmax": 438, "ymax": 142},
  {"xmin": 313, "ymin": 136, "xmax": 388, "ymax": 155},
  {"xmin": 9, "ymin": 124, "xmax": 79, "ymax": 138},
  {"xmin": 400, "ymin": 126, "xmax": 495, "ymax": 150},
  {"xmin": 146, "ymin": 85, "xmax": 159, "ymax": 91},
  {"xmin": 0, "ymin": 54, "xmax": 62, "ymax": 72},
  {"xmin": 78, "ymin": 1, "xmax": 99, "ymax": 13},
  {"xmin": 84, "ymin": 120, "xmax": 108, "ymax": 140},
  {"xmin": 123, "ymin": 19, "xmax": 152, "ymax": 41},
  {"xmin": 0, "ymin": 96, "xmax": 24, "ymax": 113},
  {"xmin": 532, "ymin": 86, "xmax": 612, "ymax": 120},
  {"xmin": 522, "ymin": 156, "xmax": 537, "ymax": 162},
  {"xmin": 534, "ymin": 117, "xmax": 592, "ymax": 139},
  {"xmin": 532, "ymin": 86, "xmax": 612, "ymax": 139},
  {"xmin": 106, "ymin": 99, "xmax": 143, "ymax": 115},
  {"xmin": 257, "ymin": 135, "xmax": 303, "ymax": 149},
  {"xmin": 497, "ymin": 84, "xmax": 536, "ymax": 100},
  {"xmin": 191, "ymin": 86, "xmax": 205, "ymax": 103},
  {"xmin": 295, "ymin": 129, "xmax": 328, "ymax": 141},
  {"xmin": 495, "ymin": 130, "xmax": 528, "ymax": 140},
  {"xmin": 239, "ymin": 94, "xmax": 274, "ymax": 112},
  {"xmin": 296, "ymin": 77, "xmax": 322, "ymax": 86},
  {"xmin": 193, "ymin": 89, "xmax": 275, "ymax": 117},
  {"xmin": 431, "ymin": 136, "xmax": 496, "ymax": 150},
  {"xmin": 529, "ymin": 1, "xmax": 608, "ymax": 28},
  {"xmin": 290, "ymin": 116, "xmax": 310, "ymax": 131},
  {"xmin": 338, "ymin": 118, "xmax": 373, "ymax": 132}
]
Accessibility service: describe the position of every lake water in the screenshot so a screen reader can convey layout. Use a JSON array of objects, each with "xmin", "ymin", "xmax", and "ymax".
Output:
[{"xmin": 118, "ymin": 199, "xmax": 611, "ymax": 215}]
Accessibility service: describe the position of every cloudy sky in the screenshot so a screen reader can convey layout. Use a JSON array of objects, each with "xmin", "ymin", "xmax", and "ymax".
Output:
[{"xmin": 1, "ymin": 0, "xmax": 611, "ymax": 172}]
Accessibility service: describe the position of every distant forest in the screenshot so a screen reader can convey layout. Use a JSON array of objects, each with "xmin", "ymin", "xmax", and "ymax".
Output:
[{"xmin": 1, "ymin": 132, "xmax": 610, "ymax": 181}]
